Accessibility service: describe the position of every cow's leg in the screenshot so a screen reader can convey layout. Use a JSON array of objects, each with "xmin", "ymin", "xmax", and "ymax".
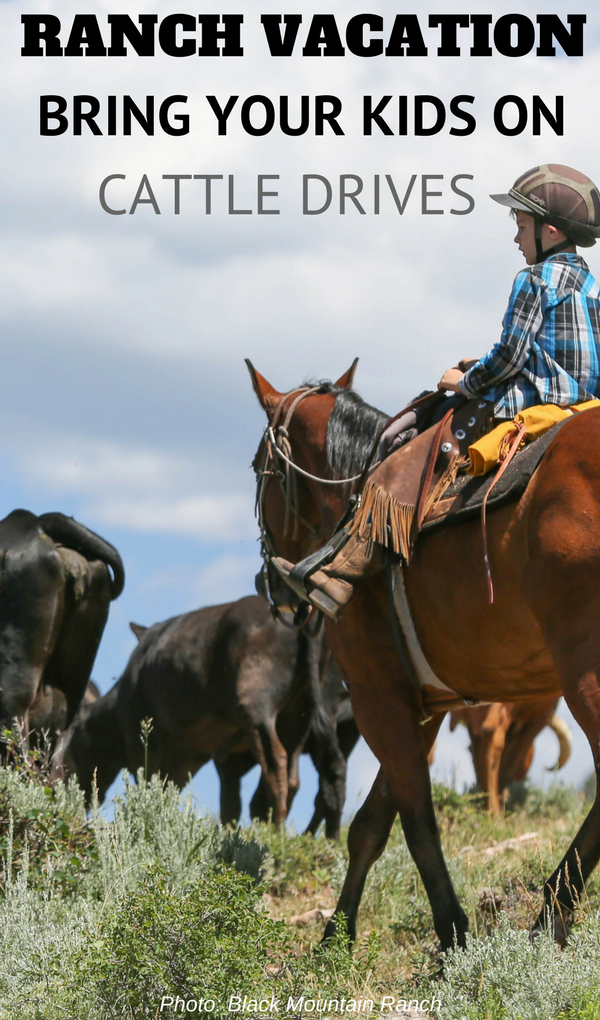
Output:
[
  {"xmin": 286, "ymin": 746, "xmax": 302, "ymax": 813},
  {"xmin": 249, "ymin": 776, "xmax": 270, "ymax": 821},
  {"xmin": 248, "ymin": 720, "xmax": 289, "ymax": 826},
  {"xmin": 248, "ymin": 748, "xmax": 301, "ymax": 820},
  {"xmin": 306, "ymin": 734, "xmax": 347, "ymax": 840},
  {"xmin": 324, "ymin": 713, "xmax": 445, "ymax": 943},
  {"xmin": 215, "ymin": 752, "xmax": 256, "ymax": 826},
  {"xmin": 0, "ymin": 539, "xmax": 64, "ymax": 734}
]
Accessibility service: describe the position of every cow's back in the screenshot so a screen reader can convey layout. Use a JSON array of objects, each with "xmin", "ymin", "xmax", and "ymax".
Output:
[{"xmin": 114, "ymin": 596, "xmax": 308, "ymax": 771}]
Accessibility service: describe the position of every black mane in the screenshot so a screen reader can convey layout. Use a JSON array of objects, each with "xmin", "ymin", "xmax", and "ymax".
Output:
[{"xmin": 303, "ymin": 381, "xmax": 388, "ymax": 480}]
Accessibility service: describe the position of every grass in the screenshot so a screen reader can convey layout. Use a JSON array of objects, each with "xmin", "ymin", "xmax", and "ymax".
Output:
[{"xmin": 2, "ymin": 754, "xmax": 600, "ymax": 1019}]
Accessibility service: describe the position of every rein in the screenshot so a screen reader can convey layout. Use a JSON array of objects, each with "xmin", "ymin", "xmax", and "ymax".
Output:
[{"xmin": 265, "ymin": 427, "xmax": 364, "ymax": 486}]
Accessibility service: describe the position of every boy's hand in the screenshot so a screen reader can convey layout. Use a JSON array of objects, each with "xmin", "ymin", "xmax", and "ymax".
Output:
[{"xmin": 438, "ymin": 368, "xmax": 465, "ymax": 393}]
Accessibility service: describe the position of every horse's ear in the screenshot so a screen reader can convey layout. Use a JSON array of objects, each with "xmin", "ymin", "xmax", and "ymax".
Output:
[
  {"xmin": 245, "ymin": 359, "xmax": 282, "ymax": 411},
  {"xmin": 335, "ymin": 358, "xmax": 359, "ymax": 390},
  {"xmin": 130, "ymin": 622, "xmax": 147, "ymax": 642}
]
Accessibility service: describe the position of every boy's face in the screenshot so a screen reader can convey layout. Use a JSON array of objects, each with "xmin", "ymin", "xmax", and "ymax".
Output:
[{"xmin": 514, "ymin": 211, "xmax": 537, "ymax": 264}]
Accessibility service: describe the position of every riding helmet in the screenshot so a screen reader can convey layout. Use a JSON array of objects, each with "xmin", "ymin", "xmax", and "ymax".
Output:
[{"xmin": 491, "ymin": 164, "xmax": 600, "ymax": 249}]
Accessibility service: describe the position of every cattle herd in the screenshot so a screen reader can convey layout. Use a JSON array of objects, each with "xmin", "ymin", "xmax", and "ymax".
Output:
[{"xmin": 0, "ymin": 504, "xmax": 570, "ymax": 837}]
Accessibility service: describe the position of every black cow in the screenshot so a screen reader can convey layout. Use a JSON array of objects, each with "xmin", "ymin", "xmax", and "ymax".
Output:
[
  {"xmin": 216, "ymin": 641, "xmax": 359, "ymax": 839},
  {"xmin": 303, "ymin": 648, "xmax": 360, "ymax": 837},
  {"xmin": 28, "ymin": 680, "xmax": 100, "ymax": 750},
  {"xmin": 0, "ymin": 509, "xmax": 123, "ymax": 734},
  {"xmin": 55, "ymin": 596, "xmax": 355, "ymax": 835}
]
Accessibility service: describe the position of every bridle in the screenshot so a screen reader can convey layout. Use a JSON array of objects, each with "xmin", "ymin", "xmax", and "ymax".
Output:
[{"xmin": 254, "ymin": 385, "xmax": 363, "ymax": 629}]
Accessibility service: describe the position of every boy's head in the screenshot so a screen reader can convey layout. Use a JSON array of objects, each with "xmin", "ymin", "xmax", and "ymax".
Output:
[
  {"xmin": 491, "ymin": 164, "xmax": 600, "ymax": 264},
  {"xmin": 513, "ymin": 210, "xmax": 574, "ymax": 266}
]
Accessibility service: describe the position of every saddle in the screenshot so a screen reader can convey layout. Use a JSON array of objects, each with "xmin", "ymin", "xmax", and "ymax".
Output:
[
  {"xmin": 347, "ymin": 396, "xmax": 560, "ymax": 562},
  {"xmin": 421, "ymin": 419, "xmax": 568, "ymax": 535}
]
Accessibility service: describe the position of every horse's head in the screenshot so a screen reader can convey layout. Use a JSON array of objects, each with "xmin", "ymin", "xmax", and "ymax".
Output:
[{"xmin": 247, "ymin": 359, "xmax": 388, "ymax": 618}]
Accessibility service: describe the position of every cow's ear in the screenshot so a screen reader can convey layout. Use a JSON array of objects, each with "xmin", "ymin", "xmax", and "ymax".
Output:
[
  {"xmin": 245, "ymin": 359, "xmax": 282, "ymax": 411},
  {"xmin": 130, "ymin": 622, "xmax": 147, "ymax": 642},
  {"xmin": 335, "ymin": 358, "xmax": 359, "ymax": 389}
]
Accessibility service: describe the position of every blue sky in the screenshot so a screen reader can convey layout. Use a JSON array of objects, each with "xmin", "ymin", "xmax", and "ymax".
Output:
[{"xmin": 2, "ymin": 0, "xmax": 600, "ymax": 823}]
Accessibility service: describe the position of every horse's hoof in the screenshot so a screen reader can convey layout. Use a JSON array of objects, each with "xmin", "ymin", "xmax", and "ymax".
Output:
[{"xmin": 530, "ymin": 911, "xmax": 572, "ymax": 948}]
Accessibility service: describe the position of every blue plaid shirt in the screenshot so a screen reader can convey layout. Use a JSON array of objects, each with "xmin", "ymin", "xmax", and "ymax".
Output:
[{"xmin": 459, "ymin": 253, "xmax": 600, "ymax": 419}]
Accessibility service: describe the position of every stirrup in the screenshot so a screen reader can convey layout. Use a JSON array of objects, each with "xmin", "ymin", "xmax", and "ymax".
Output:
[
  {"xmin": 270, "ymin": 558, "xmax": 343, "ymax": 621},
  {"xmin": 289, "ymin": 526, "xmax": 350, "ymax": 594}
]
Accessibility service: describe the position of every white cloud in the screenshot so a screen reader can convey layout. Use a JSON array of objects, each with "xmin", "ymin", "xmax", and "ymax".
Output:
[
  {"xmin": 0, "ymin": 417, "xmax": 257, "ymax": 541},
  {"xmin": 88, "ymin": 492, "xmax": 254, "ymax": 541},
  {"xmin": 188, "ymin": 551, "xmax": 260, "ymax": 604},
  {"xmin": 25, "ymin": 436, "xmax": 187, "ymax": 494}
]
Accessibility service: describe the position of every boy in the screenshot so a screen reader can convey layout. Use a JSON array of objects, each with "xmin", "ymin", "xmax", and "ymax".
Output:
[
  {"xmin": 274, "ymin": 165, "xmax": 600, "ymax": 620},
  {"xmin": 439, "ymin": 165, "xmax": 600, "ymax": 416}
]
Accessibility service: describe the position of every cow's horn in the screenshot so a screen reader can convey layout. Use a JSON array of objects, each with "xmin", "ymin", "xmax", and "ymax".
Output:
[{"xmin": 547, "ymin": 715, "xmax": 572, "ymax": 771}]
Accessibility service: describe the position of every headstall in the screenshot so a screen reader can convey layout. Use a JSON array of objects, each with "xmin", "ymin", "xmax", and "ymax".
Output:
[{"xmin": 254, "ymin": 386, "xmax": 363, "ymax": 629}]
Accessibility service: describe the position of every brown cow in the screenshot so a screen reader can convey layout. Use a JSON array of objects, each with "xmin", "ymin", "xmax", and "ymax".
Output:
[
  {"xmin": 54, "ymin": 596, "xmax": 351, "ymax": 833},
  {"xmin": 448, "ymin": 698, "xmax": 572, "ymax": 814}
]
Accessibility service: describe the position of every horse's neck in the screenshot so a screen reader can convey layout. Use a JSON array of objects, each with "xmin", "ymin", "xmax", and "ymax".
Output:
[{"xmin": 300, "ymin": 429, "xmax": 350, "ymax": 539}]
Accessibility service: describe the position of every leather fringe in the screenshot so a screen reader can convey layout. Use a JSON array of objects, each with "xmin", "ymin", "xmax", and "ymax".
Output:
[
  {"xmin": 348, "ymin": 455, "xmax": 465, "ymax": 561},
  {"xmin": 348, "ymin": 478, "xmax": 415, "ymax": 561},
  {"xmin": 420, "ymin": 453, "xmax": 467, "ymax": 521}
]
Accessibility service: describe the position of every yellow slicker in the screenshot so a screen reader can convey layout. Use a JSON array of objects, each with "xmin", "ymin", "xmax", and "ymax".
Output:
[{"xmin": 467, "ymin": 399, "xmax": 600, "ymax": 476}]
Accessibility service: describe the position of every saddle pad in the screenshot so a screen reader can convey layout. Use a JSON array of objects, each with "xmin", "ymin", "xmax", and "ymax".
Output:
[{"xmin": 420, "ymin": 418, "xmax": 568, "ymax": 536}]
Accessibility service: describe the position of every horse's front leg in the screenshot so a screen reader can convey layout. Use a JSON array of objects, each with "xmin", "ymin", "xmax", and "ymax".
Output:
[
  {"xmin": 359, "ymin": 701, "xmax": 467, "ymax": 950},
  {"xmin": 332, "ymin": 603, "xmax": 468, "ymax": 950},
  {"xmin": 324, "ymin": 713, "xmax": 443, "ymax": 942}
]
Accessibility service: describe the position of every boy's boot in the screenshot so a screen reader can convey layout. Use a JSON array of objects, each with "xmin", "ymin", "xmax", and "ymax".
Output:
[{"xmin": 271, "ymin": 528, "xmax": 382, "ymax": 621}]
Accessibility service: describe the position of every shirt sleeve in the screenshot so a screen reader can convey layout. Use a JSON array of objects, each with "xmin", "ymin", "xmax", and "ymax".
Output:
[{"xmin": 459, "ymin": 270, "xmax": 544, "ymax": 398}]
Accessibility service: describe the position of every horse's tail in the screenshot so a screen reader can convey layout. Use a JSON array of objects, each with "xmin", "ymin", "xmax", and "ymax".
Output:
[
  {"xmin": 38, "ymin": 512, "xmax": 125, "ymax": 599},
  {"xmin": 547, "ymin": 714, "xmax": 572, "ymax": 771}
]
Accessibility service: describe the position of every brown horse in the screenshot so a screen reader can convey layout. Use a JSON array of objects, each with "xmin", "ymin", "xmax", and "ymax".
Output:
[
  {"xmin": 448, "ymin": 698, "xmax": 571, "ymax": 815},
  {"xmin": 248, "ymin": 360, "xmax": 600, "ymax": 951}
]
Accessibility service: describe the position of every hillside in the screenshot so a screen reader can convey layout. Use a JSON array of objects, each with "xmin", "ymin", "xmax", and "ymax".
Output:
[{"xmin": 1, "ymin": 746, "xmax": 600, "ymax": 1020}]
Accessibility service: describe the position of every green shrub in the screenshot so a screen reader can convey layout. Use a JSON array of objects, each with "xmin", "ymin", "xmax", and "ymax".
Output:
[
  {"xmin": 4, "ymin": 758, "xmax": 600, "ymax": 1020},
  {"xmin": 0, "ymin": 762, "xmax": 93, "ymax": 897},
  {"xmin": 441, "ymin": 912, "xmax": 600, "ymax": 1020},
  {"xmin": 70, "ymin": 862, "xmax": 292, "ymax": 1019}
]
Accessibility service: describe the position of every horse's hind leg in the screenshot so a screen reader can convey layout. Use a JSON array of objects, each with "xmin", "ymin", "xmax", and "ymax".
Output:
[
  {"xmin": 524, "ymin": 580, "xmax": 600, "ymax": 939},
  {"xmin": 323, "ymin": 767, "xmax": 396, "ymax": 943},
  {"xmin": 523, "ymin": 421, "xmax": 600, "ymax": 938}
]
